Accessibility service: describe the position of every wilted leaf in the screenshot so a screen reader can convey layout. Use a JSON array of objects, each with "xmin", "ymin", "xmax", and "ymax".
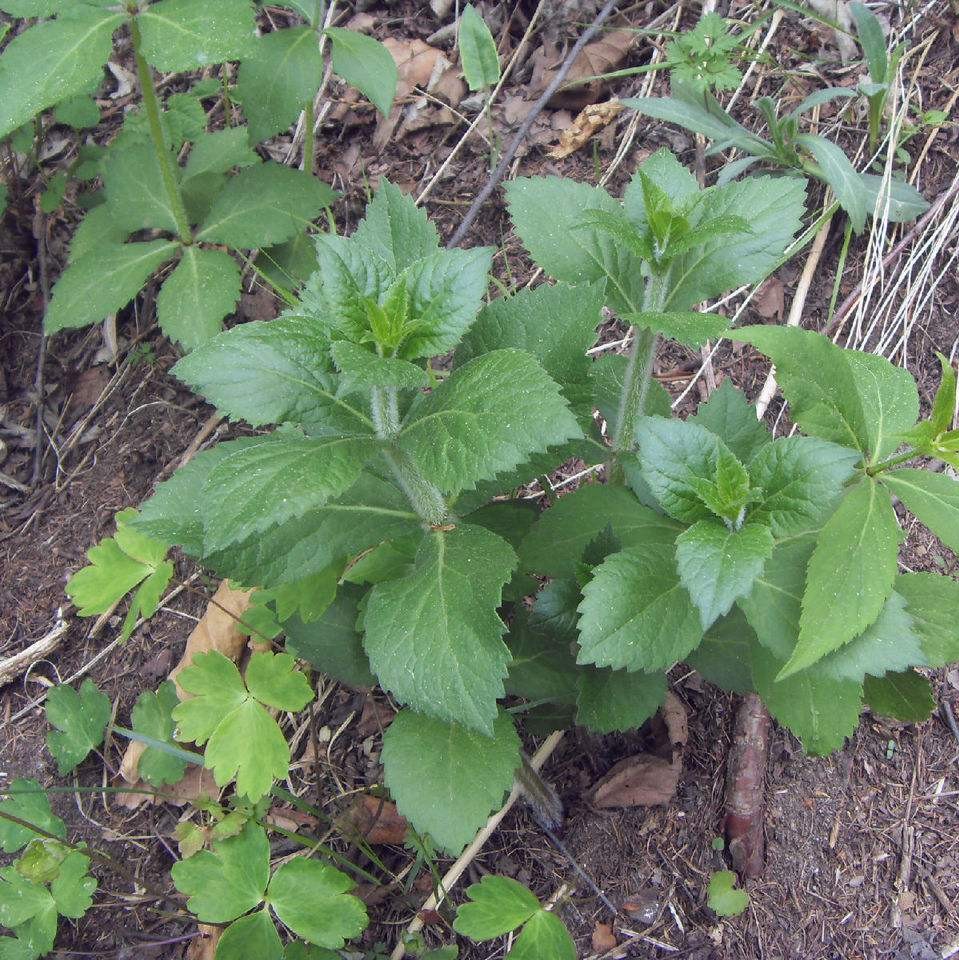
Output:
[
  {"xmin": 753, "ymin": 276, "xmax": 784, "ymax": 320},
  {"xmin": 591, "ymin": 754, "xmax": 680, "ymax": 808},
  {"xmin": 547, "ymin": 30, "xmax": 635, "ymax": 109},
  {"xmin": 336, "ymin": 796, "xmax": 408, "ymax": 845},
  {"xmin": 547, "ymin": 100, "xmax": 624, "ymax": 159}
]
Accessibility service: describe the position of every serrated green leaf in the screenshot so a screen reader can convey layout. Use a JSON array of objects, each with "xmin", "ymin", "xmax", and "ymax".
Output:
[
  {"xmin": 137, "ymin": 0, "xmax": 255, "ymax": 72},
  {"xmin": 173, "ymin": 651, "xmax": 248, "ymax": 743},
  {"xmin": 577, "ymin": 543, "xmax": 702, "ymax": 672},
  {"xmin": 351, "ymin": 179, "xmax": 440, "ymax": 271},
  {"xmin": 268, "ymin": 859, "xmax": 368, "ymax": 948},
  {"xmin": 635, "ymin": 416, "xmax": 746, "ymax": 523},
  {"xmin": 0, "ymin": 782, "xmax": 66, "ymax": 854},
  {"xmin": 897, "ymin": 572, "xmax": 959, "ymax": 667},
  {"xmin": 529, "ymin": 578, "xmax": 581, "ymax": 641},
  {"xmin": 171, "ymin": 316, "xmax": 372, "ymax": 434},
  {"xmin": 50, "ymin": 851, "xmax": 96, "ymax": 919},
  {"xmin": 382, "ymin": 708, "xmax": 519, "ymax": 853},
  {"xmin": 686, "ymin": 609, "xmax": 756, "ymax": 694},
  {"xmin": 156, "ymin": 247, "xmax": 241, "ymax": 350},
  {"xmin": 184, "ymin": 128, "xmax": 258, "ymax": 180},
  {"xmin": 747, "ymin": 436, "xmax": 860, "ymax": 537},
  {"xmin": 196, "ymin": 163, "xmax": 337, "ymax": 247},
  {"xmin": 863, "ymin": 670, "xmax": 935, "ymax": 722},
  {"xmin": 171, "ymin": 821, "xmax": 269, "ymax": 922},
  {"xmin": 45, "ymin": 241, "xmax": 179, "ymax": 334},
  {"xmin": 237, "ymin": 27, "xmax": 323, "ymax": 142},
  {"xmin": 519, "ymin": 483, "xmax": 681, "ymax": 578},
  {"xmin": 505, "ymin": 177, "xmax": 645, "ymax": 315},
  {"xmin": 707, "ymin": 871, "xmax": 748, "ymax": 917},
  {"xmin": 782, "ymin": 480, "xmax": 901, "ymax": 677},
  {"xmin": 285, "ymin": 586, "xmax": 375, "ymax": 687},
  {"xmin": 365, "ymin": 525, "xmax": 516, "ymax": 732},
  {"xmin": 881, "ymin": 468, "xmax": 959, "ymax": 554},
  {"xmin": 0, "ymin": 867, "xmax": 54, "ymax": 930},
  {"xmin": 509, "ymin": 909, "xmax": 576, "ymax": 960},
  {"xmin": 505, "ymin": 612, "xmax": 579, "ymax": 705},
  {"xmin": 458, "ymin": 4, "xmax": 500, "ymax": 90},
  {"xmin": 453, "ymin": 875, "xmax": 540, "ymax": 940},
  {"xmin": 45, "ymin": 680, "xmax": 111, "ymax": 775},
  {"xmin": 624, "ymin": 310, "xmax": 728, "ymax": 348},
  {"xmin": 325, "ymin": 27, "xmax": 397, "ymax": 116},
  {"xmin": 689, "ymin": 380, "xmax": 771, "ymax": 464},
  {"xmin": 0, "ymin": 9, "xmax": 122, "ymax": 140},
  {"xmin": 398, "ymin": 350, "xmax": 581, "ymax": 496},
  {"xmin": 132, "ymin": 682, "xmax": 187, "ymax": 786},
  {"xmin": 101, "ymin": 140, "xmax": 178, "ymax": 234},
  {"xmin": 751, "ymin": 644, "xmax": 862, "ymax": 754},
  {"xmin": 331, "ymin": 341, "xmax": 429, "ymax": 389},
  {"xmin": 731, "ymin": 326, "xmax": 918, "ymax": 460},
  {"xmin": 218, "ymin": 910, "xmax": 283, "ymax": 960},
  {"xmin": 816, "ymin": 591, "xmax": 927, "ymax": 682},
  {"xmin": 575, "ymin": 667, "xmax": 666, "ymax": 733},
  {"xmin": 797, "ymin": 134, "xmax": 868, "ymax": 233},
  {"xmin": 245, "ymin": 651, "xmax": 314, "ymax": 711},
  {"xmin": 676, "ymin": 520, "xmax": 774, "ymax": 630},
  {"xmin": 201, "ymin": 434, "xmax": 377, "ymax": 551}
]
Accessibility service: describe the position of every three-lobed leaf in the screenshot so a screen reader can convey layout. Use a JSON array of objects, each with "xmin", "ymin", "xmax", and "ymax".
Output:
[
  {"xmin": 0, "ymin": 781, "xmax": 66, "ymax": 854},
  {"xmin": 131, "ymin": 681, "xmax": 188, "ymax": 786},
  {"xmin": 45, "ymin": 680, "xmax": 112, "ymax": 775}
]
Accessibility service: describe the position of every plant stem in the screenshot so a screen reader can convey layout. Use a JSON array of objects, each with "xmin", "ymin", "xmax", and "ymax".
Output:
[
  {"xmin": 302, "ymin": 96, "xmax": 315, "ymax": 175},
  {"xmin": 867, "ymin": 448, "xmax": 916, "ymax": 476},
  {"xmin": 371, "ymin": 387, "xmax": 400, "ymax": 438},
  {"xmin": 129, "ymin": 15, "xmax": 192, "ymax": 245},
  {"xmin": 381, "ymin": 446, "xmax": 449, "ymax": 526},
  {"xmin": 608, "ymin": 271, "xmax": 669, "ymax": 482}
]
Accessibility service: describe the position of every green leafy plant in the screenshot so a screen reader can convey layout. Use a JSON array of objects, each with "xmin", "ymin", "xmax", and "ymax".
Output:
[
  {"xmin": 458, "ymin": 4, "xmax": 500, "ymax": 92},
  {"xmin": 850, "ymin": 1, "xmax": 902, "ymax": 152},
  {"xmin": 625, "ymin": 80, "xmax": 928, "ymax": 233},
  {"xmin": 707, "ymin": 870, "xmax": 749, "ymax": 917},
  {"xmin": 0, "ymin": 0, "xmax": 397, "ymax": 349},
  {"xmin": 665, "ymin": 12, "xmax": 747, "ymax": 94}
]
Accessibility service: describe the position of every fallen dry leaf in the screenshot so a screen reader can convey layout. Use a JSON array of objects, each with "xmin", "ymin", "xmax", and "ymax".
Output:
[
  {"xmin": 546, "ymin": 29, "xmax": 636, "ymax": 110},
  {"xmin": 623, "ymin": 887, "xmax": 661, "ymax": 923},
  {"xmin": 356, "ymin": 696, "xmax": 396, "ymax": 737},
  {"xmin": 592, "ymin": 753, "xmax": 680, "ymax": 808},
  {"xmin": 337, "ymin": 795, "xmax": 409, "ymax": 844},
  {"xmin": 662, "ymin": 691, "xmax": 689, "ymax": 748},
  {"xmin": 187, "ymin": 924, "xmax": 221, "ymax": 960},
  {"xmin": 753, "ymin": 276, "xmax": 785, "ymax": 320},
  {"xmin": 115, "ymin": 764, "xmax": 219, "ymax": 811},
  {"xmin": 548, "ymin": 100, "xmax": 623, "ymax": 158},
  {"xmin": 592, "ymin": 921, "xmax": 618, "ymax": 952}
]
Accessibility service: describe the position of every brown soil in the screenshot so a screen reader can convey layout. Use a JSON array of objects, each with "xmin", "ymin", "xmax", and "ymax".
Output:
[{"xmin": 3, "ymin": 1, "xmax": 959, "ymax": 958}]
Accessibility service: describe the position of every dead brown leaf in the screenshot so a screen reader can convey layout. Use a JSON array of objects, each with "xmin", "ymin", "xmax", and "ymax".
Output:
[
  {"xmin": 115, "ymin": 765, "xmax": 219, "ymax": 811},
  {"xmin": 592, "ymin": 921, "xmax": 618, "ymax": 952},
  {"xmin": 356, "ymin": 696, "xmax": 396, "ymax": 737},
  {"xmin": 337, "ymin": 795, "xmax": 409, "ymax": 844},
  {"xmin": 187, "ymin": 925, "xmax": 221, "ymax": 960},
  {"xmin": 592, "ymin": 753, "xmax": 680, "ymax": 808},
  {"xmin": 753, "ymin": 276, "xmax": 785, "ymax": 320},
  {"xmin": 546, "ymin": 30, "xmax": 636, "ymax": 110},
  {"xmin": 662, "ymin": 691, "xmax": 688, "ymax": 748},
  {"xmin": 548, "ymin": 99, "xmax": 623, "ymax": 159}
]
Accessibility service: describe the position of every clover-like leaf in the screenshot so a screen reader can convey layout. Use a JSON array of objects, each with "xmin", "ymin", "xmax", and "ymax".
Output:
[
  {"xmin": 131, "ymin": 682, "xmax": 188, "ymax": 786},
  {"xmin": 453, "ymin": 876, "xmax": 540, "ymax": 940},
  {"xmin": 707, "ymin": 870, "xmax": 748, "ymax": 917},
  {"xmin": 0, "ymin": 781, "xmax": 66, "ymax": 855},
  {"xmin": 45, "ymin": 680, "xmax": 112, "ymax": 775}
]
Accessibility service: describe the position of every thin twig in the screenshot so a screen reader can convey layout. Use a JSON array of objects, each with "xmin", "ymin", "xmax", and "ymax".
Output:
[
  {"xmin": 446, "ymin": 0, "xmax": 620, "ymax": 248},
  {"xmin": 31, "ymin": 202, "xmax": 50, "ymax": 486}
]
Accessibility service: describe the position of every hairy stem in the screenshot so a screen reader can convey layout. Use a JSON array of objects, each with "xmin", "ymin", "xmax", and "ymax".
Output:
[
  {"xmin": 130, "ymin": 16, "xmax": 192, "ymax": 245},
  {"xmin": 867, "ymin": 447, "xmax": 917, "ymax": 476},
  {"xmin": 381, "ymin": 446, "xmax": 449, "ymax": 526}
]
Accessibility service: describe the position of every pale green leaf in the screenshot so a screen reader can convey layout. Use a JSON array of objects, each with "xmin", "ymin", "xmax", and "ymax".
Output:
[
  {"xmin": 237, "ymin": 27, "xmax": 323, "ymax": 142},
  {"xmin": 351, "ymin": 179, "xmax": 440, "ymax": 272},
  {"xmin": 577, "ymin": 544, "xmax": 703, "ymax": 672},
  {"xmin": 173, "ymin": 651, "xmax": 247, "ymax": 744},
  {"xmin": 575, "ymin": 667, "xmax": 666, "ymax": 733},
  {"xmin": 217, "ymin": 911, "xmax": 283, "ymax": 960},
  {"xmin": 364, "ymin": 525, "xmax": 516, "ymax": 732},
  {"xmin": 184, "ymin": 128, "xmax": 259, "ymax": 180},
  {"xmin": 132, "ymin": 682, "xmax": 188, "ymax": 786},
  {"xmin": 897, "ymin": 572, "xmax": 959, "ymax": 667},
  {"xmin": 0, "ymin": 1, "xmax": 65, "ymax": 14},
  {"xmin": 689, "ymin": 379, "xmax": 771, "ymax": 464},
  {"xmin": 623, "ymin": 96, "xmax": 763, "ymax": 154},
  {"xmin": 102, "ymin": 140, "xmax": 178, "ymax": 234},
  {"xmin": 170, "ymin": 821, "xmax": 269, "ymax": 922},
  {"xmin": 268, "ymin": 859, "xmax": 368, "ymax": 948},
  {"xmin": 782, "ymin": 480, "xmax": 901, "ymax": 677},
  {"xmin": 881, "ymin": 468, "xmax": 959, "ymax": 554},
  {"xmin": 505, "ymin": 177, "xmax": 645, "ymax": 314},
  {"xmin": 48, "ymin": 851, "xmax": 96, "ymax": 919},
  {"xmin": 196, "ymin": 163, "xmax": 337, "ymax": 247},
  {"xmin": 746, "ymin": 436, "xmax": 860, "ymax": 537},
  {"xmin": 751, "ymin": 644, "xmax": 862, "ymax": 755},
  {"xmin": 453, "ymin": 876, "xmax": 540, "ymax": 940},
  {"xmin": 45, "ymin": 680, "xmax": 111, "ymax": 775},
  {"xmin": 45, "ymin": 241, "xmax": 179, "ymax": 334},
  {"xmin": 398, "ymin": 350, "xmax": 581, "ymax": 496},
  {"xmin": 381, "ymin": 709, "xmax": 520, "ymax": 854},
  {"xmin": 68, "ymin": 205, "xmax": 130, "ymax": 263},
  {"xmin": 171, "ymin": 316, "xmax": 373, "ymax": 435},
  {"xmin": 519, "ymin": 483, "xmax": 681, "ymax": 578},
  {"xmin": 675, "ymin": 520, "xmax": 774, "ymax": 629},
  {"xmin": 863, "ymin": 670, "xmax": 935, "ymax": 722},
  {"xmin": 0, "ymin": 9, "xmax": 122, "ymax": 140},
  {"xmin": 859, "ymin": 173, "xmax": 929, "ymax": 223},
  {"xmin": 325, "ymin": 28, "xmax": 397, "ymax": 116},
  {"xmin": 0, "ymin": 868, "xmax": 54, "ymax": 930},
  {"xmin": 245, "ymin": 651, "xmax": 314, "ymax": 711},
  {"xmin": 137, "ymin": 0, "xmax": 255, "ymax": 72},
  {"xmin": 201, "ymin": 434, "xmax": 377, "ymax": 551},
  {"xmin": 707, "ymin": 871, "xmax": 748, "ymax": 917},
  {"xmin": 156, "ymin": 247, "xmax": 241, "ymax": 350},
  {"xmin": 624, "ymin": 310, "xmax": 728, "ymax": 348},
  {"xmin": 797, "ymin": 134, "xmax": 868, "ymax": 233},
  {"xmin": 458, "ymin": 4, "xmax": 499, "ymax": 90},
  {"xmin": 330, "ymin": 341, "xmax": 429, "ymax": 389},
  {"xmin": 0, "ymin": 782, "xmax": 66, "ymax": 854},
  {"xmin": 508, "ymin": 910, "xmax": 576, "ymax": 960}
]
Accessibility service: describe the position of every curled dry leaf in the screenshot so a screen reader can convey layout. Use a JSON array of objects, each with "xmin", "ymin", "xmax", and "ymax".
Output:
[
  {"xmin": 547, "ymin": 99, "xmax": 623, "ymax": 159},
  {"xmin": 337, "ymin": 794, "xmax": 409, "ymax": 844},
  {"xmin": 591, "ymin": 753, "xmax": 680, "ymax": 808},
  {"xmin": 662, "ymin": 691, "xmax": 689, "ymax": 748},
  {"xmin": 545, "ymin": 29, "xmax": 636, "ymax": 110},
  {"xmin": 116, "ymin": 764, "xmax": 218, "ymax": 810},
  {"xmin": 753, "ymin": 276, "xmax": 785, "ymax": 321},
  {"xmin": 592, "ymin": 921, "xmax": 618, "ymax": 952}
]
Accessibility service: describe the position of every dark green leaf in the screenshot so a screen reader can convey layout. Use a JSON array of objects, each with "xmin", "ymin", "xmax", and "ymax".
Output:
[
  {"xmin": 575, "ymin": 667, "xmax": 666, "ymax": 733},
  {"xmin": 689, "ymin": 379, "xmax": 771, "ymax": 463},
  {"xmin": 881, "ymin": 468, "xmax": 959, "ymax": 554},
  {"xmin": 325, "ymin": 28, "xmax": 397, "ymax": 116},
  {"xmin": 458, "ymin": 4, "xmax": 500, "ymax": 90},
  {"xmin": 863, "ymin": 671, "xmax": 935, "ymax": 723},
  {"xmin": 897, "ymin": 572, "xmax": 959, "ymax": 667},
  {"xmin": 45, "ymin": 680, "xmax": 111, "ymax": 775}
]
